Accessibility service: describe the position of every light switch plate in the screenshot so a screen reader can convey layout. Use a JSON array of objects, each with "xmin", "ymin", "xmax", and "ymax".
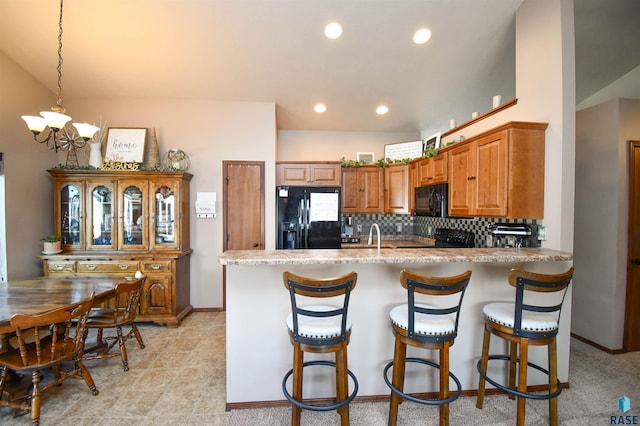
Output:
[{"xmin": 537, "ymin": 226, "xmax": 547, "ymax": 241}]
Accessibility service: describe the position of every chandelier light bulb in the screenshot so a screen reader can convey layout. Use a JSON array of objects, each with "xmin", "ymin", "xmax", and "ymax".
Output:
[
  {"xmin": 21, "ymin": 115, "xmax": 48, "ymax": 133},
  {"xmin": 40, "ymin": 111, "xmax": 72, "ymax": 131},
  {"xmin": 73, "ymin": 122, "xmax": 100, "ymax": 139}
]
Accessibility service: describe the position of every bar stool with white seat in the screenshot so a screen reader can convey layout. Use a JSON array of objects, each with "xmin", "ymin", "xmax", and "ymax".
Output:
[
  {"xmin": 281, "ymin": 271, "xmax": 358, "ymax": 426},
  {"xmin": 476, "ymin": 267, "xmax": 574, "ymax": 426},
  {"xmin": 383, "ymin": 269, "xmax": 472, "ymax": 426}
]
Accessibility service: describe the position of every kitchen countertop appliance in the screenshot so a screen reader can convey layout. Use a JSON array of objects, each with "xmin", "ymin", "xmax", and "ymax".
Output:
[
  {"xmin": 433, "ymin": 228, "xmax": 475, "ymax": 248},
  {"xmin": 490, "ymin": 223, "xmax": 533, "ymax": 248},
  {"xmin": 276, "ymin": 186, "xmax": 342, "ymax": 249}
]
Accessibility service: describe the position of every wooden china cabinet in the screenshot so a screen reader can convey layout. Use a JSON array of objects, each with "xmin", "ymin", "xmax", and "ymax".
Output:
[{"xmin": 40, "ymin": 169, "xmax": 193, "ymax": 327}]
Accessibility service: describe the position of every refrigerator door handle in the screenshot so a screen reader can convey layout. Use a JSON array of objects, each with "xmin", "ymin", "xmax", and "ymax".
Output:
[{"xmin": 304, "ymin": 198, "xmax": 310, "ymax": 247}]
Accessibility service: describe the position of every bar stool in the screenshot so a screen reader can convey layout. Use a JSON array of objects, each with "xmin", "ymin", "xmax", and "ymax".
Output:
[
  {"xmin": 282, "ymin": 271, "xmax": 358, "ymax": 426},
  {"xmin": 383, "ymin": 269, "xmax": 472, "ymax": 426},
  {"xmin": 476, "ymin": 267, "xmax": 574, "ymax": 426}
]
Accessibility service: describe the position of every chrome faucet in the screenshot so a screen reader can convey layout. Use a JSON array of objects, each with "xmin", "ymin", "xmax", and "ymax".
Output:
[{"xmin": 368, "ymin": 223, "xmax": 381, "ymax": 250}]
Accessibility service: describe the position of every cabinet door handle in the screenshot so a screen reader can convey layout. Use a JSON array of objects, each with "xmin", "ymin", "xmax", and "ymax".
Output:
[
  {"xmin": 150, "ymin": 264, "xmax": 162, "ymax": 270},
  {"xmin": 86, "ymin": 264, "xmax": 98, "ymax": 270},
  {"xmin": 633, "ymin": 258, "xmax": 640, "ymax": 265},
  {"xmin": 119, "ymin": 264, "xmax": 131, "ymax": 270},
  {"xmin": 51, "ymin": 264, "xmax": 66, "ymax": 271}
]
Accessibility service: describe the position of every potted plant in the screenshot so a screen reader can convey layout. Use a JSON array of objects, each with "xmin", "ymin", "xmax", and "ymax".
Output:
[{"xmin": 41, "ymin": 234, "xmax": 62, "ymax": 253}]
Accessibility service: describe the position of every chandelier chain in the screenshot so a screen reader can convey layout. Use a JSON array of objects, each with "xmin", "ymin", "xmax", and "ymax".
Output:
[{"xmin": 55, "ymin": 0, "xmax": 64, "ymax": 110}]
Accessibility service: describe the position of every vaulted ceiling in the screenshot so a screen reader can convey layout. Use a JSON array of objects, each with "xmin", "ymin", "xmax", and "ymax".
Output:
[{"xmin": 1, "ymin": 0, "xmax": 638, "ymax": 135}]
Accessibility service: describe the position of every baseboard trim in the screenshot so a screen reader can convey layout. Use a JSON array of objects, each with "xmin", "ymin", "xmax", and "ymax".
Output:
[
  {"xmin": 192, "ymin": 307, "xmax": 224, "ymax": 313},
  {"xmin": 571, "ymin": 332, "xmax": 625, "ymax": 354},
  {"xmin": 225, "ymin": 382, "xmax": 570, "ymax": 411}
]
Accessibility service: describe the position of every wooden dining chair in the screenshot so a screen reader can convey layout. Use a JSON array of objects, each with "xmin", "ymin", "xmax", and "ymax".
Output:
[
  {"xmin": 0, "ymin": 295, "xmax": 98, "ymax": 426},
  {"xmin": 83, "ymin": 274, "xmax": 146, "ymax": 372}
]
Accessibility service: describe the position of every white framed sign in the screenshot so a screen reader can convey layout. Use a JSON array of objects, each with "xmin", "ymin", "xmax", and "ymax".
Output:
[
  {"xmin": 384, "ymin": 140, "xmax": 423, "ymax": 160},
  {"xmin": 105, "ymin": 128, "xmax": 147, "ymax": 163}
]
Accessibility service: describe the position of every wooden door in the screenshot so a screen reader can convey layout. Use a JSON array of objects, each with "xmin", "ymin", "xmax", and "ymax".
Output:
[
  {"xmin": 474, "ymin": 132, "xmax": 508, "ymax": 216},
  {"xmin": 431, "ymin": 152, "xmax": 448, "ymax": 183},
  {"xmin": 223, "ymin": 161, "xmax": 264, "ymax": 251},
  {"xmin": 341, "ymin": 168, "xmax": 359, "ymax": 212},
  {"xmin": 384, "ymin": 164, "xmax": 409, "ymax": 213},
  {"xmin": 360, "ymin": 166, "xmax": 384, "ymax": 213},
  {"xmin": 625, "ymin": 141, "xmax": 640, "ymax": 351},
  {"xmin": 448, "ymin": 143, "xmax": 473, "ymax": 216}
]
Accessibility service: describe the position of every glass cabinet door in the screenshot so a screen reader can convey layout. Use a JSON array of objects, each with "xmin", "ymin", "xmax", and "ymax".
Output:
[
  {"xmin": 87, "ymin": 183, "xmax": 115, "ymax": 250},
  {"xmin": 119, "ymin": 183, "xmax": 148, "ymax": 250},
  {"xmin": 152, "ymin": 184, "xmax": 178, "ymax": 249},
  {"xmin": 59, "ymin": 183, "xmax": 83, "ymax": 249}
]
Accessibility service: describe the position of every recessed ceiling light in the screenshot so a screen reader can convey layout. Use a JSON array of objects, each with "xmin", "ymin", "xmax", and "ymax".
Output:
[
  {"xmin": 324, "ymin": 22, "xmax": 343, "ymax": 40},
  {"xmin": 413, "ymin": 28, "xmax": 432, "ymax": 44},
  {"xmin": 376, "ymin": 105, "xmax": 389, "ymax": 115},
  {"xmin": 314, "ymin": 103, "xmax": 327, "ymax": 113}
]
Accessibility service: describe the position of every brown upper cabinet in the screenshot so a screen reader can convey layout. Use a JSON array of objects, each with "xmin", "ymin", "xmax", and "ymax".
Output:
[
  {"xmin": 276, "ymin": 161, "xmax": 342, "ymax": 186},
  {"xmin": 446, "ymin": 121, "xmax": 547, "ymax": 218},
  {"xmin": 342, "ymin": 165, "xmax": 384, "ymax": 213},
  {"xmin": 384, "ymin": 163, "xmax": 410, "ymax": 214},
  {"xmin": 417, "ymin": 152, "xmax": 448, "ymax": 186}
]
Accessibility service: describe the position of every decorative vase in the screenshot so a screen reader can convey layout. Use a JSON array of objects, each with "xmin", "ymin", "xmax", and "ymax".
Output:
[
  {"xmin": 43, "ymin": 241, "xmax": 61, "ymax": 253},
  {"xmin": 147, "ymin": 128, "xmax": 161, "ymax": 168},
  {"xmin": 89, "ymin": 143, "xmax": 103, "ymax": 168}
]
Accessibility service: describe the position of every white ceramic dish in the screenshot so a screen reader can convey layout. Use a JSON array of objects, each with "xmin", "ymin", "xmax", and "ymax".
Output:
[{"xmin": 42, "ymin": 249, "xmax": 63, "ymax": 255}]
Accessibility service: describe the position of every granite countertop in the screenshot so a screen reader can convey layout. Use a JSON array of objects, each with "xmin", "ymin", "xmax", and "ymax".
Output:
[
  {"xmin": 218, "ymin": 247, "xmax": 573, "ymax": 266},
  {"xmin": 340, "ymin": 235, "xmax": 436, "ymax": 249}
]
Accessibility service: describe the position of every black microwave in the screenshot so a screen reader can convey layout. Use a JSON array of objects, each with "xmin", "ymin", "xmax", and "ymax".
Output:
[{"xmin": 415, "ymin": 183, "xmax": 449, "ymax": 217}]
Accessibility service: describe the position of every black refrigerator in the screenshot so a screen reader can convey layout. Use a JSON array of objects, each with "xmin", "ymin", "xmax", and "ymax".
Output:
[{"xmin": 276, "ymin": 186, "xmax": 342, "ymax": 249}]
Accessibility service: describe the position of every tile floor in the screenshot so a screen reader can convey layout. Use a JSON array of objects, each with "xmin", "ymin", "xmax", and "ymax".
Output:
[{"xmin": 1, "ymin": 312, "xmax": 639, "ymax": 425}]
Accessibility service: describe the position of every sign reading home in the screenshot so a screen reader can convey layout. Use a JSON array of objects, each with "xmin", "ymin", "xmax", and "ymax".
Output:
[{"xmin": 105, "ymin": 128, "xmax": 147, "ymax": 163}]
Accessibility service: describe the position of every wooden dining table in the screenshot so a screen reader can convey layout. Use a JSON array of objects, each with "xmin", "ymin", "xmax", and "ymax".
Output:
[{"xmin": 0, "ymin": 276, "xmax": 122, "ymax": 338}]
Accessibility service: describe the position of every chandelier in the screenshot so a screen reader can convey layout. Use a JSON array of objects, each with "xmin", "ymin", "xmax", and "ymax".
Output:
[{"xmin": 21, "ymin": 0, "xmax": 99, "ymax": 167}]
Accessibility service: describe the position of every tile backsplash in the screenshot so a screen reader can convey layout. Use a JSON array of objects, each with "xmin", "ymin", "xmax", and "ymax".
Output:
[{"xmin": 341, "ymin": 213, "xmax": 541, "ymax": 248}]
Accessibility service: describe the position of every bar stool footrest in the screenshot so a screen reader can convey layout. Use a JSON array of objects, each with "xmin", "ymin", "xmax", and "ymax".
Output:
[
  {"xmin": 476, "ymin": 355, "xmax": 562, "ymax": 400},
  {"xmin": 383, "ymin": 357, "xmax": 462, "ymax": 406},
  {"xmin": 282, "ymin": 360, "xmax": 359, "ymax": 412}
]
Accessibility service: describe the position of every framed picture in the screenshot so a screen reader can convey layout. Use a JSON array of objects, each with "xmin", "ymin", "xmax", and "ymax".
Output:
[
  {"xmin": 424, "ymin": 132, "xmax": 442, "ymax": 149},
  {"xmin": 356, "ymin": 152, "xmax": 375, "ymax": 164},
  {"xmin": 105, "ymin": 128, "xmax": 148, "ymax": 163}
]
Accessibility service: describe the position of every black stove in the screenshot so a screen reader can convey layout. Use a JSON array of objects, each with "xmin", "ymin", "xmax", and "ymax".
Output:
[{"xmin": 433, "ymin": 228, "xmax": 475, "ymax": 248}]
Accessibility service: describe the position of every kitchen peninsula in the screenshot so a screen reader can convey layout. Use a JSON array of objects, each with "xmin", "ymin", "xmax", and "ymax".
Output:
[{"xmin": 219, "ymin": 247, "xmax": 573, "ymax": 409}]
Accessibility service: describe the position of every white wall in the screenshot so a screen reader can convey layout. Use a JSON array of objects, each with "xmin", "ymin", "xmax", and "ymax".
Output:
[
  {"xmin": 0, "ymin": 51, "xmax": 58, "ymax": 280},
  {"xmin": 437, "ymin": 0, "xmax": 576, "ymax": 253},
  {"xmin": 277, "ymin": 130, "xmax": 419, "ymax": 162},
  {"xmin": 63, "ymin": 98, "xmax": 277, "ymax": 309},
  {"xmin": 573, "ymin": 98, "xmax": 640, "ymax": 349}
]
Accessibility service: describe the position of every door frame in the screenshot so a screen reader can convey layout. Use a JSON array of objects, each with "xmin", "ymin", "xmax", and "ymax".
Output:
[
  {"xmin": 624, "ymin": 140, "xmax": 640, "ymax": 351},
  {"xmin": 222, "ymin": 160, "xmax": 265, "ymax": 311}
]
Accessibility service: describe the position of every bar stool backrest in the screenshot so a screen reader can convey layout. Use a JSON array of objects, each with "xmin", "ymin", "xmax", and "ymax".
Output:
[
  {"xmin": 400, "ymin": 269, "xmax": 472, "ymax": 343},
  {"xmin": 507, "ymin": 267, "xmax": 574, "ymax": 339},
  {"xmin": 283, "ymin": 271, "xmax": 358, "ymax": 347}
]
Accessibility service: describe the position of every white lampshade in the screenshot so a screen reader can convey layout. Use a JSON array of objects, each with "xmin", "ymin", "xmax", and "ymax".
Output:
[
  {"xmin": 40, "ymin": 111, "xmax": 72, "ymax": 130},
  {"xmin": 72, "ymin": 122, "xmax": 100, "ymax": 139},
  {"xmin": 21, "ymin": 115, "xmax": 48, "ymax": 133}
]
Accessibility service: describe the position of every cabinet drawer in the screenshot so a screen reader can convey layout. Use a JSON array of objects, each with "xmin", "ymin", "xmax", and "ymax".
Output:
[
  {"xmin": 141, "ymin": 260, "xmax": 172, "ymax": 273},
  {"xmin": 45, "ymin": 261, "xmax": 76, "ymax": 274},
  {"xmin": 77, "ymin": 260, "xmax": 139, "ymax": 274}
]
